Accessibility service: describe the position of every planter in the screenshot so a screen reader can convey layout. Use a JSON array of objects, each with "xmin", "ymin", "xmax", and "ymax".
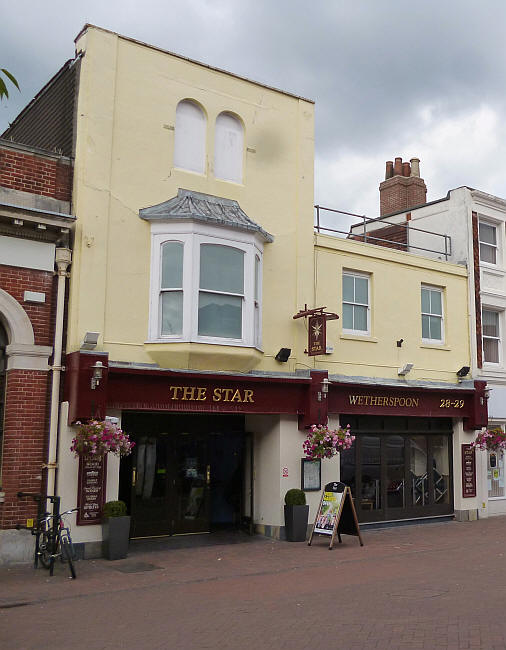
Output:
[
  {"xmin": 102, "ymin": 516, "xmax": 131, "ymax": 560},
  {"xmin": 284, "ymin": 504, "xmax": 309, "ymax": 542}
]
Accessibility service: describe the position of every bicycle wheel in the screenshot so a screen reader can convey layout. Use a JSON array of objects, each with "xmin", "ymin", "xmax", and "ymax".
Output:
[
  {"xmin": 61, "ymin": 539, "xmax": 76, "ymax": 579},
  {"xmin": 38, "ymin": 531, "xmax": 53, "ymax": 569}
]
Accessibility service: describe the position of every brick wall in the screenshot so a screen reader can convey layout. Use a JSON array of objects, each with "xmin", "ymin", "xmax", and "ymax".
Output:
[
  {"xmin": 0, "ymin": 266, "xmax": 56, "ymax": 347},
  {"xmin": 0, "ymin": 146, "xmax": 72, "ymax": 202},
  {"xmin": 379, "ymin": 176, "xmax": 427, "ymax": 216},
  {"xmin": 0, "ymin": 369, "xmax": 51, "ymax": 528},
  {"xmin": 350, "ymin": 222, "xmax": 408, "ymax": 251}
]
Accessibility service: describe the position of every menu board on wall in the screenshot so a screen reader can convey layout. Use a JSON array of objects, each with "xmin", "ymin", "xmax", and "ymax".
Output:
[
  {"xmin": 462, "ymin": 444, "xmax": 477, "ymax": 498},
  {"xmin": 77, "ymin": 454, "xmax": 107, "ymax": 525}
]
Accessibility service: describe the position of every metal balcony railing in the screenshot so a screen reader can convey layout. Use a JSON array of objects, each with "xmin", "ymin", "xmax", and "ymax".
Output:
[{"xmin": 314, "ymin": 205, "xmax": 452, "ymax": 261}]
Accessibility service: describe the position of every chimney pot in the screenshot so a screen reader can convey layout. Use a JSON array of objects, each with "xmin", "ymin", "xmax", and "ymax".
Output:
[
  {"xmin": 385, "ymin": 161, "xmax": 394, "ymax": 180},
  {"xmin": 394, "ymin": 157, "xmax": 403, "ymax": 176},
  {"xmin": 402, "ymin": 162, "xmax": 411, "ymax": 177},
  {"xmin": 410, "ymin": 158, "xmax": 420, "ymax": 178}
]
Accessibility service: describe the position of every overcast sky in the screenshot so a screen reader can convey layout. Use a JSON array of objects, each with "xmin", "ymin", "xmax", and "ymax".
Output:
[{"xmin": 2, "ymin": 1, "xmax": 506, "ymax": 228}]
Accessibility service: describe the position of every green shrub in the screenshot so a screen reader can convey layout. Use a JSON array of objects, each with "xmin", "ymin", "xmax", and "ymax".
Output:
[
  {"xmin": 102, "ymin": 500, "xmax": 127, "ymax": 518},
  {"xmin": 284, "ymin": 488, "xmax": 306, "ymax": 506}
]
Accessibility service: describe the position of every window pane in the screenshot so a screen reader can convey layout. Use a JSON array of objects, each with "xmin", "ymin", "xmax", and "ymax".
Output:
[
  {"xmin": 198, "ymin": 293, "xmax": 242, "ymax": 338},
  {"xmin": 422, "ymin": 314, "xmax": 430, "ymax": 339},
  {"xmin": 430, "ymin": 290, "xmax": 442, "ymax": 316},
  {"xmin": 409, "ymin": 436, "xmax": 428, "ymax": 506},
  {"xmin": 354, "ymin": 305, "xmax": 368, "ymax": 331},
  {"xmin": 161, "ymin": 242, "xmax": 183, "ymax": 288},
  {"xmin": 255, "ymin": 255, "xmax": 260, "ymax": 301},
  {"xmin": 200, "ymin": 245, "xmax": 244, "ymax": 294},
  {"xmin": 479, "ymin": 222, "xmax": 496, "ymax": 245},
  {"xmin": 483, "ymin": 310, "xmax": 499, "ymax": 337},
  {"xmin": 480, "ymin": 243, "xmax": 496, "ymax": 264},
  {"xmin": 354, "ymin": 277, "xmax": 368, "ymax": 304},
  {"xmin": 421, "ymin": 288, "xmax": 430, "ymax": 314},
  {"xmin": 343, "ymin": 274, "xmax": 354, "ymax": 302},
  {"xmin": 483, "ymin": 337, "xmax": 499, "ymax": 363},
  {"xmin": 429, "ymin": 315, "xmax": 442, "ymax": 341},
  {"xmin": 432, "ymin": 436, "xmax": 450, "ymax": 505},
  {"xmin": 161, "ymin": 291, "xmax": 183, "ymax": 335},
  {"xmin": 342, "ymin": 303, "xmax": 354, "ymax": 330}
]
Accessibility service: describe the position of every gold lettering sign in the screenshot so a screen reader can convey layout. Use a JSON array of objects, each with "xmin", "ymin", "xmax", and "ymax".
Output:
[
  {"xmin": 169, "ymin": 386, "xmax": 254, "ymax": 403},
  {"xmin": 348, "ymin": 394, "xmax": 420, "ymax": 408}
]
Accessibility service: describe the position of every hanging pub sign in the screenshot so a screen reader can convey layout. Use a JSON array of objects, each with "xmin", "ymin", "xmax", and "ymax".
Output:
[
  {"xmin": 77, "ymin": 454, "xmax": 107, "ymax": 525},
  {"xmin": 462, "ymin": 444, "xmax": 477, "ymax": 498},
  {"xmin": 308, "ymin": 481, "xmax": 363, "ymax": 549},
  {"xmin": 308, "ymin": 315, "xmax": 326, "ymax": 356},
  {"xmin": 293, "ymin": 305, "xmax": 339, "ymax": 357}
]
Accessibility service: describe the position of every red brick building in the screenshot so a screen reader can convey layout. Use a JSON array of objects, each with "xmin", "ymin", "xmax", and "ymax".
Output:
[{"xmin": 0, "ymin": 139, "xmax": 74, "ymax": 564}]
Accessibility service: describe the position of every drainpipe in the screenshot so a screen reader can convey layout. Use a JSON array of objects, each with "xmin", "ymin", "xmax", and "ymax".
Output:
[{"xmin": 45, "ymin": 247, "xmax": 72, "ymax": 499}]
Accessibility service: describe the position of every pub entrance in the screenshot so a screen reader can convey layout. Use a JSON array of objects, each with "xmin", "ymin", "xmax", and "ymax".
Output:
[
  {"xmin": 339, "ymin": 415, "xmax": 453, "ymax": 523},
  {"xmin": 118, "ymin": 412, "xmax": 249, "ymax": 538}
]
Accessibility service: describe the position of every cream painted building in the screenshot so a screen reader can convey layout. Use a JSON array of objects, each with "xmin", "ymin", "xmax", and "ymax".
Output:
[{"xmin": 2, "ymin": 27, "xmax": 488, "ymax": 559}]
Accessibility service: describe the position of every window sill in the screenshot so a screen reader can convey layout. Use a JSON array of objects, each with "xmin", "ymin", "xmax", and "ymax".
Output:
[
  {"xmin": 340, "ymin": 333, "xmax": 378, "ymax": 343},
  {"xmin": 420, "ymin": 343, "xmax": 451, "ymax": 351}
]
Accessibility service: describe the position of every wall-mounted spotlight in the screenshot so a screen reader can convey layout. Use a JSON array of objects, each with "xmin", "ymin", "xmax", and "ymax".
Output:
[
  {"xmin": 90, "ymin": 360, "xmax": 105, "ymax": 390},
  {"xmin": 82, "ymin": 331, "xmax": 100, "ymax": 350},
  {"xmin": 396, "ymin": 339, "xmax": 404, "ymax": 348},
  {"xmin": 398, "ymin": 363, "xmax": 413, "ymax": 376},
  {"xmin": 275, "ymin": 348, "xmax": 291, "ymax": 362},
  {"xmin": 456, "ymin": 366, "xmax": 470, "ymax": 380}
]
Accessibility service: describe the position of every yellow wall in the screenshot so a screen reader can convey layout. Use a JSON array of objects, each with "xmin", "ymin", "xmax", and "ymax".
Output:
[
  {"xmin": 314, "ymin": 234, "xmax": 471, "ymax": 383},
  {"xmin": 69, "ymin": 26, "xmax": 315, "ymax": 372}
]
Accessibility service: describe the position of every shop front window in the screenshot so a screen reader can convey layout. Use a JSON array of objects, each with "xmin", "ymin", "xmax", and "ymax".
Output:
[{"xmin": 432, "ymin": 435, "xmax": 450, "ymax": 504}]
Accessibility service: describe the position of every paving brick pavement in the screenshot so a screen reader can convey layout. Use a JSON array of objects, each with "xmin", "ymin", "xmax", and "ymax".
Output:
[{"xmin": 2, "ymin": 517, "xmax": 506, "ymax": 649}]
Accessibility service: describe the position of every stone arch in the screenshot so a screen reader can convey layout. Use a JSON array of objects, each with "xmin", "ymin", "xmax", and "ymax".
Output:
[{"xmin": 0, "ymin": 288, "xmax": 34, "ymax": 346}]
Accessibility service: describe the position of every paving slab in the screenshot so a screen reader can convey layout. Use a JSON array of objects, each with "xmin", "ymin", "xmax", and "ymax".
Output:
[{"xmin": 2, "ymin": 517, "xmax": 506, "ymax": 649}]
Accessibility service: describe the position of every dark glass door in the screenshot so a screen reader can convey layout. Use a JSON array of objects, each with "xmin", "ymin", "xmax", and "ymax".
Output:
[
  {"xmin": 130, "ymin": 433, "xmax": 210, "ymax": 537},
  {"xmin": 173, "ymin": 433, "xmax": 210, "ymax": 535},
  {"xmin": 340, "ymin": 417, "xmax": 453, "ymax": 523}
]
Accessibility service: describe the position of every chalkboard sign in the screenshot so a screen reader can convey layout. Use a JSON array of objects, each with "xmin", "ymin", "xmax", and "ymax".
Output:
[{"xmin": 308, "ymin": 481, "xmax": 363, "ymax": 549}]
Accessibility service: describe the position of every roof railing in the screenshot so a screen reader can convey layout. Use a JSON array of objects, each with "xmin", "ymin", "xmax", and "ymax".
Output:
[{"xmin": 314, "ymin": 205, "xmax": 451, "ymax": 261}]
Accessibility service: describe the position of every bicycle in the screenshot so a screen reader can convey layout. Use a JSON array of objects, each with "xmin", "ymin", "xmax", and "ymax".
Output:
[
  {"xmin": 16, "ymin": 492, "xmax": 78, "ymax": 579},
  {"xmin": 37, "ymin": 508, "xmax": 78, "ymax": 579}
]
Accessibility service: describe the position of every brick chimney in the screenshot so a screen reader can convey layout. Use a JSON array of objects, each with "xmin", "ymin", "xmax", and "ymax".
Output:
[{"xmin": 379, "ymin": 156, "xmax": 427, "ymax": 216}]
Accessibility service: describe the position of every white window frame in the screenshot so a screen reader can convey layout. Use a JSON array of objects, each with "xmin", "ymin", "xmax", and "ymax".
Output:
[
  {"xmin": 342, "ymin": 271, "xmax": 370, "ymax": 335},
  {"xmin": 421, "ymin": 285, "xmax": 444, "ymax": 344},
  {"xmin": 482, "ymin": 308, "xmax": 501, "ymax": 365},
  {"xmin": 478, "ymin": 219, "xmax": 499, "ymax": 266},
  {"xmin": 148, "ymin": 221, "xmax": 263, "ymax": 348}
]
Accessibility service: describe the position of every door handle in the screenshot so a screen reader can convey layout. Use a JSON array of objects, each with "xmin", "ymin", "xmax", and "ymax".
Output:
[
  {"xmin": 132, "ymin": 468, "xmax": 136, "ymax": 487},
  {"xmin": 206, "ymin": 464, "xmax": 211, "ymax": 486}
]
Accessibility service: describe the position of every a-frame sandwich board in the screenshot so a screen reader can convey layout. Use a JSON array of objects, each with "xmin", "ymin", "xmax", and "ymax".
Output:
[{"xmin": 308, "ymin": 481, "xmax": 364, "ymax": 550}]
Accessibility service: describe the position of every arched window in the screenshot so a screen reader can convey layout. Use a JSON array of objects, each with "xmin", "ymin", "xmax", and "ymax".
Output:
[
  {"xmin": 174, "ymin": 100, "xmax": 206, "ymax": 174},
  {"xmin": 214, "ymin": 112, "xmax": 244, "ymax": 183}
]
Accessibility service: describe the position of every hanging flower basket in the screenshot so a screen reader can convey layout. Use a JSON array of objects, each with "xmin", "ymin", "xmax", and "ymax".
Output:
[
  {"xmin": 471, "ymin": 428, "xmax": 506, "ymax": 453},
  {"xmin": 303, "ymin": 424, "xmax": 355, "ymax": 460},
  {"xmin": 70, "ymin": 420, "xmax": 135, "ymax": 458}
]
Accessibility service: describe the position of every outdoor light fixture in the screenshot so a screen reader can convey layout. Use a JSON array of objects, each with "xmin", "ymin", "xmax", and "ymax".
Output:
[
  {"xmin": 90, "ymin": 361, "xmax": 105, "ymax": 390},
  {"xmin": 317, "ymin": 377, "xmax": 330, "ymax": 402},
  {"xmin": 275, "ymin": 348, "xmax": 291, "ymax": 362},
  {"xmin": 398, "ymin": 363, "xmax": 414, "ymax": 376},
  {"xmin": 456, "ymin": 366, "xmax": 470, "ymax": 379},
  {"xmin": 82, "ymin": 331, "xmax": 100, "ymax": 350}
]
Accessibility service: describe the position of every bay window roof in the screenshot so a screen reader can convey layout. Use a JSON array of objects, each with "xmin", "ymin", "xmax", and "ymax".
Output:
[{"xmin": 139, "ymin": 188, "xmax": 273, "ymax": 243}]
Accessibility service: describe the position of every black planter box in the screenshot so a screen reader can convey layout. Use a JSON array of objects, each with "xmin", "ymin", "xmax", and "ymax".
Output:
[
  {"xmin": 102, "ymin": 516, "xmax": 131, "ymax": 560},
  {"xmin": 284, "ymin": 504, "xmax": 309, "ymax": 542}
]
